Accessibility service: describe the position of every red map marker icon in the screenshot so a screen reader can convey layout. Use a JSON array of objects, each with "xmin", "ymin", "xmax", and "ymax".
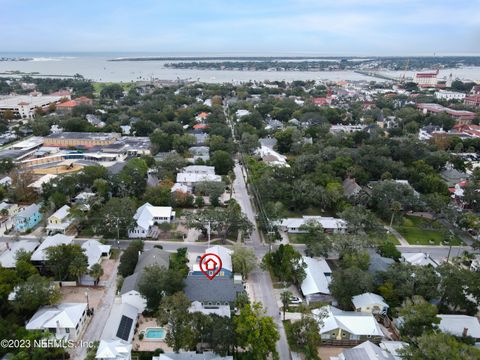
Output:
[{"xmin": 199, "ymin": 253, "xmax": 223, "ymax": 280}]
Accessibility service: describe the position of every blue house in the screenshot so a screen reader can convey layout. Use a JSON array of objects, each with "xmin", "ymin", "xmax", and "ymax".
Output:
[
  {"xmin": 191, "ymin": 245, "xmax": 233, "ymax": 278},
  {"xmin": 14, "ymin": 204, "xmax": 42, "ymax": 232}
]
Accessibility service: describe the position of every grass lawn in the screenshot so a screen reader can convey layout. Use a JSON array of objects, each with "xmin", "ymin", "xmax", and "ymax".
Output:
[
  {"xmin": 288, "ymin": 233, "xmax": 309, "ymax": 244},
  {"xmin": 394, "ymin": 215, "xmax": 463, "ymax": 245},
  {"xmin": 284, "ymin": 207, "xmax": 333, "ymax": 218},
  {"xmin": 386, "ymin": 233, "xmax": 400, "ymax": 245},
  {"xmin": 92, "ymin": 82, "xmax": 134, "ymax": 95}
]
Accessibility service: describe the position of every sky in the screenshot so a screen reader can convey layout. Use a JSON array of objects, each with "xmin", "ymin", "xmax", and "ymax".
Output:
[{"xmin": 1, "ymin": 0, "xmax": 480, "ymax": 55}]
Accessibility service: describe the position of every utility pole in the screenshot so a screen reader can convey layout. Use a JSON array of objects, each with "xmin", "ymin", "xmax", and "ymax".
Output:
[
  {"xmin": 116, "ymin": 217, "xmax": 120, "ymax": 243},
  {"xmin": 207, "ymin": 221, "xmax": 211, "ymax": 246}
]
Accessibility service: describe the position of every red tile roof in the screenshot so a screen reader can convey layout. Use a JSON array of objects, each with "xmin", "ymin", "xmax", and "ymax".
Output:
[
  {"xmin": 56, "ymin": 100, "xmax": 78, "ymax": 108},
  {"xmin": 313, "ymin": 97, "xmax": 329, "ymax": 106}
]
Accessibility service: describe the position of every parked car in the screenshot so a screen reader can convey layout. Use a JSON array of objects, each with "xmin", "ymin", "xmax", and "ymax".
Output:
[{"xmin": 289, "ymin": 296, "xmax": 302, "ymax": 304}]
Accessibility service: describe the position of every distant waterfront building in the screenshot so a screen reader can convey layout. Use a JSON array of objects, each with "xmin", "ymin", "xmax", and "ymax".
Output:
[
  {"xmin": 0, "ymin": 94, "xmax": 62, "ymax": 119},
  {"xmin": 413, "ymin": 70, "xmax": 438, "ymax": 88},
  {"xmin": 330, "ymin": 124, "xmax": 367, "ymax": 134},
  {"xmin": 465, "ymin": 94, "xmax": 480, "ymax": 108},
  {"xmin": 56, "ymin": 96, "xmax": 93, "ymax": 113},
  {"xmin": 434, "ymin": 90, "xmax": 466, "ymax": 101},
  {"xmin": 417, "ymin": 103, "xmax": 476, "ymax": 123},
  {"xmin": 43, "ymin": 132, "xmax": 121, "ymax": 148}
]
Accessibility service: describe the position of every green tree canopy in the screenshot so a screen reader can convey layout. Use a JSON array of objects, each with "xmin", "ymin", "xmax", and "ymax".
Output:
[
  {"xmin": 12, "ymin": 274, "xmax": 60, "ymax": 314},
  {"xmin": 45, "ymin": 244, "xmax": 88, "ymax": 282},
  {"xmin": 262, "ymin": 244, "xmax": 306, "ymax": 285},
  {"xmin": 157, "ymin": 292, "xmax": 193, "ymax": 353},
  {"xmin": 231, "ymin": 244, "xmax": 257, "ymax": 279},
  {"xmin": 138, "ymin": 265, "xmax": 185, "ymax": 311},
  {"xmin": 118, "ymin": 240, "xmax": 144, "ymax": 278},
  {"xmin": 234, "ymin": 302, "xmax": 280, "ymax": 360},
  {"xmin": 330, "ymin": 267, "xmax": 373, "ymax": 309}
]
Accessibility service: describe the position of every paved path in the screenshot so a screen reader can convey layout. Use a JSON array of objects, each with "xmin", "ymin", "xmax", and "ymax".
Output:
[
  {"xmin": 385, "ymin": 225, "xmax": 409, "ymax": 246},
  {"xmin": 70, "ymin": 260, "xmax": 119, "ymax": 359},
  {"xmin": 232, "ymin": 162, "xmax": 258, "ymax": 245}
]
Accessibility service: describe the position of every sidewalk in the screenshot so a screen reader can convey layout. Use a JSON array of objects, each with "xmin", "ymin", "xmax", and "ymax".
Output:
[{"xmin": 385, "ymin": 225, "xmax": 409, "ymax": 246}]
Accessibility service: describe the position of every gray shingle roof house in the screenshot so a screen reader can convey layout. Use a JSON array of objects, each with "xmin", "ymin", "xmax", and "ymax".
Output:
[
  {"xmin": 120, "ymin": 248, "xmax": 170, "ymax": 313},
  {"xmin": 440, "ymin": 165, "xmax": 469, "ymax": 187},
  {"xmin": 133, "ymin": 248, "xmax": 170, "ymax": 273},
  {"xmin": 342, "ymin": 178, "xmax": 362, "ymax": 198},
  {"xmin": 184, "ymin": 275, "xmax": 244, "ymax": 306},
  {"xmin": 368, "ymin": 252, "xmax": 395, "ymax": 274}
]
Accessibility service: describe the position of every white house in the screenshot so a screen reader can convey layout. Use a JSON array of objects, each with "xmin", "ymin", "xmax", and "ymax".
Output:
[
  {"xmin": 331, "ymin": 340, "xmax": 408, "ymax": 360},
  {"xmin": 81, "ymin": 239, "xmax": 111, "ymax": 269},
  {"xmin": 235, "ymin": 109, "xmax": 251, "ymax": 119},
  {"xmin": 401, "ymin": 252, "xmax": 439, "ymax": 267},
  {"xmin": 313, "ymin": 305, "xmax": 384, "ymax": 342},
  {"xmin": 0, "ymin": 176, "xmax": 12, "ymax": 187},
  {"xmin": 277, "ymin": 216, "xmax": 347, "ymax": 234},
  {"xmin": 79, "ymin": 239, "xmax": 111, "ymax": 285},
  {"xmin": 171, "ymin": 182, "xmax": 191, "ymax": 194},
  {"xmin": 28, "ymin": 174, "xmax": 58, "ymax": 193},
  {"xmin": 438, "ymin": 314, "xmax": 480, "ymax": 344},
  {"xmin": 189, "ymin": 301, "xmax": 231, "ymax": 318},
  {"xmin": 96, "ymin": 302, "xmax": 138, "ymax": 360},
  {"xmin": 175, "ymin": 172, "xmax": 222, "ymax": 187},
  {"xmin": 255, "ymin": 146, "xmax": 289, "ymax": 167},
  {"xmin": 470, "ymin": 255, "xmax": 480, "ymax": 272},
  {"xmin": 128, "ymin": 203, "xmax": 175, "ymax": 239},
  {"xmin": 182, "ymin": 165, "xmax": 216, "ymax": 175},
  {"xmin": 176, "ymin": 165, "xmax": 222, "ymax": 187},
  {"xmin": 0, "ymin": 202, "xmax": 20, "ymax": 217},
  {"xmin": 74, "ymin": 192, "xmax": 96, "ymax": 211},
  {"xmin": 31, "ymin": 234, "xmax": 74, "ymax": 264},
  {"xmin": 26, "ymin": 303, "xmax": 88, "ymax": 341},
  {"xmin": 96, "ymin": 339, "xmax": 132, "ymax": 360},
  {"xmin": 352, "ymin": 292, "xmax": 389, "ymax": 315},
  {"xmin": 0, "ymin": 240, "xmax": 39, "ymax": 268},
  {"xmin": 301, "ymin": 257, "xmax": 332, "ymax": 304}
]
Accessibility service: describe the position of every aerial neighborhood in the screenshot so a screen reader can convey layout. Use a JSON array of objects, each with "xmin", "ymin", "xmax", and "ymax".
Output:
[{"xmin": 0, "ymin": 65, "xmax": 480, "ymax": 360}]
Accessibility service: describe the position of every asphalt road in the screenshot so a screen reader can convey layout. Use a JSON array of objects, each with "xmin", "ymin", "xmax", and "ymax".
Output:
[
  {"xmin": 232, "ymin": 162, "xmax": 261, "ymax": 245},
  {"xmin": 231, "ymin": 160, "xmax": 292, "ymax": 360}
]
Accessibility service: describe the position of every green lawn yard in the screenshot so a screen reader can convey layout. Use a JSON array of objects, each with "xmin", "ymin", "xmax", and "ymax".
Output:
[
  {"xmin": 386, "ymin": 233, "xmax": 400, "ymax": 245},
  {"xmin": 394, "ymin": 215, "xmax": 463, "ymax": 245},
  {"xmin": 289, "ymin": 232, "xmax": 400, "ymax": 245},
  {"xmin": 287, "ymin": 233, "xmax": 308, "ymax": 244}
]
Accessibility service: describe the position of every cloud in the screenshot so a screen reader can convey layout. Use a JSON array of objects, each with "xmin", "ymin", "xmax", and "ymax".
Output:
[{"xmin": 0, "ymin": 0, "xmax": 479, "ymax": 53}]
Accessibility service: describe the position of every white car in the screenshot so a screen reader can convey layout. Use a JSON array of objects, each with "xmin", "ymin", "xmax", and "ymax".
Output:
[{"xmin": 289, "ymin": 296, "xmax": 302, "ymax": 305}]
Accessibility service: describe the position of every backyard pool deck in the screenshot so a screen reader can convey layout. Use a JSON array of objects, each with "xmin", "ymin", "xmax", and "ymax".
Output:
[{"xmin": 133, "ymin": 316, "xmax": 173, "ymax": 352}]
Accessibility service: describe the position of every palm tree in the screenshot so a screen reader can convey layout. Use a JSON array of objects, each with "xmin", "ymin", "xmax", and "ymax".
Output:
[
  {"xmin": 69, "ymin": 257, "xmax": 88, "ymax": 285},
  {"xmin": 89, "ymin": 263, "xmax": 104, "ymax": 286},
  {"xmin": 280, "ymin": 290, "xmax": 292, "ymax": 320},
  {"xmin": 389, "ymin": 201, "xmax": 402, "ymax": 227},
  {"xmin": 227, "ymin": 170, "xmax": 235, "ymax": 199}
]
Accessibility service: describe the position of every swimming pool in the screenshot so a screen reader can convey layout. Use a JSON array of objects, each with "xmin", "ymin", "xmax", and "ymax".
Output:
[{"xmin": 144, "ymin": 327, "xmax": 166, "ymax": 340}]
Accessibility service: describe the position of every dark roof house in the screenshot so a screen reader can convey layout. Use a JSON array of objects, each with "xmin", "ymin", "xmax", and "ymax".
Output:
[
  {"xmin": 342, "ymin": 178, "xmax": 362, "ymax": 198},
  {"xmin": 184, "ymin": 275, "xmax": 244, "ymax": 305},
  {"xmin": 120, "ymin": 248, "xmax": 170, "ymax": 295}
]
